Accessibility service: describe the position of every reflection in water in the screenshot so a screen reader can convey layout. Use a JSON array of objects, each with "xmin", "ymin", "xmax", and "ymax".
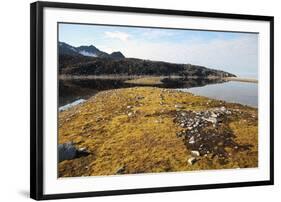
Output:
[
  {"xmin": 177, "ymin": 81, "xmax": 258, "ymax": 107},
  {"xmin": 59, "ymin": 78, "xmax": 258, "ymax": 108},
  {"xmin": 59, "ymin": 78, "xmax": 224, "ymax": 106},
  {"xmin": 161, "ymin": 78, "xmax": 225, "ymax": 88},
  {"xmin": 59, "ymin": 79, "xmax": 127, "ymax": 106}
]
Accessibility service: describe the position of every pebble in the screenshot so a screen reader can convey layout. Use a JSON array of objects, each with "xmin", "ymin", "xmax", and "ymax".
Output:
[
  {"xmin": 181, "ymin": 112, "xmax": 187, "ymax": 116},
  {"xmin": 175, "ymin": 104, "xmax": 184, "ymax": 109},
  {"xmin": 220, "ymin": 106, "xmax": 226, "ymax": 112},
  {"xmin": 188, "ymin": 157, "xmax": 197, "ymax": 165},
  {"xmin": 78, "ymin": 147, "xmax": 87, "ymax": 152},
  {"xmin": 116, "ymin": 166, "xmax": 125, "ymax": 174},
  {"xmin": 189, "ymin": 136, "xmax": 195, "ymax": 144},
  {"xmin": 211, "ymin": 112, "xmax": 217, "ymax": 118},
  {"xmin": 191, "ymin": 150, "xmax": 200, "ymax": 157}
]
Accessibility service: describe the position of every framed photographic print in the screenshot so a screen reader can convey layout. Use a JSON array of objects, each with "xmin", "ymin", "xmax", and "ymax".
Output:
[{"xmin": 30, "ymin": 1, "xmax": 274, "ymax": 200}]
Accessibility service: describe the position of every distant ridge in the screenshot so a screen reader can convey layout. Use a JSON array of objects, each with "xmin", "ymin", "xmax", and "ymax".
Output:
[
  {"xmin": 59, "ymin": 42, "xmax": 236, "ymax": 78},
  {"xmin": 59, "ymin": 42, "xmax": 125, "ymax": 59}
]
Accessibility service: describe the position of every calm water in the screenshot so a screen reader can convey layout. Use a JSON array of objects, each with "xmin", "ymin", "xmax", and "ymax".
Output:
[
  {"xmin": 59, "ymin": 78, "xmax": 258, "ymax": 108},
  {"xmin": 176, "ymin": 81, "xmax": 258, "ymax": 107}
]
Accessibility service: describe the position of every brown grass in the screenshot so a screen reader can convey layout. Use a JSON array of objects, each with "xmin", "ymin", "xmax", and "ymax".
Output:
[{"xmin": 124, "ymin": 77, "xmax": 164, "ymax": 85}]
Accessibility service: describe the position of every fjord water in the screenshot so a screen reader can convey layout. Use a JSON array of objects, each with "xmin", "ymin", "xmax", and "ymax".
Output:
[
  {"xmin": 176, "ymin": 81, "xmax": 258, "ymax": 107},
  {"xmin": 59, "ymin": 78, "xmax": 258, "ymax": 108}
]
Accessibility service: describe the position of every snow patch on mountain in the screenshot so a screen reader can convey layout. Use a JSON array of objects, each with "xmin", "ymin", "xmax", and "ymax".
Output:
[
  {"xmin": 70, "ymin": 47, "xmax": 78, "ymax": 52},
  {"xmin": 79, "ymin": 50, "xmax": 97, "ymax": 57}
]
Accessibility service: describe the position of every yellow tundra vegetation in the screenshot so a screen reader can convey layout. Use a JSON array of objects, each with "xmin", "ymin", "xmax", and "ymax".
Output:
[{"xmin": 58, "ymin": 87, "xmax": 258, "ymax": 177}]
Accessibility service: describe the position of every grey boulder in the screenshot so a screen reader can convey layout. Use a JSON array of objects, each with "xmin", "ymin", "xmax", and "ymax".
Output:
[{"xmin": 58, "ymin": 142, "xmax": 89, "ymax": 162}]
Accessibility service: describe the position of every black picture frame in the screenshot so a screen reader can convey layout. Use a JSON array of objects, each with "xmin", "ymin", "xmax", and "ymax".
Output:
[{"xmin": 30, "ymin": 1, "xmax": 274, "ymax": 200}]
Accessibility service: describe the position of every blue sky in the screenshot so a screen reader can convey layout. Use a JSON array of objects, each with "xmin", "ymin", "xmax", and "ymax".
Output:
[{"xmin": 59, "ymin": 23, "xmax": 258, "ymax": 78}]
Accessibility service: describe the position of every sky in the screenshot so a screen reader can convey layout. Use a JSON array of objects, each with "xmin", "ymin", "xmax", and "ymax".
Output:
[{"xmin": 59, "ymin": 23, "xmax": 258, "ymax": 78}]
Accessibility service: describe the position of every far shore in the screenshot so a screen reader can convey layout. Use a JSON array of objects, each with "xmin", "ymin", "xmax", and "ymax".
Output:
[
  {"xmin": 223, "ymin": 77, "xmax": 258, "ymax": 83},
  {"xmin": 59, "ymin": 75, "xmax": 215, "ymax": 80},
  {"xmin": 59, "ymin": 74, "xmax": 258, "ymax": 84}
]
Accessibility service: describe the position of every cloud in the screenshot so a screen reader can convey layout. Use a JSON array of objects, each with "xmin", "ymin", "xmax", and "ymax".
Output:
[
  {"xmin": 114, "ymin": 35, "xmax": 258, "ymax": 76},
  {"xmin": 59, "ymin": 22, "xmax": 258, "ymax": 77},
  {"xmin": 104, "ymin": 31, "xmax": 131, "ymax": 41},
  {"xmin": 141, "ymin": 29, "xmax": 175, "ymax": 39}
]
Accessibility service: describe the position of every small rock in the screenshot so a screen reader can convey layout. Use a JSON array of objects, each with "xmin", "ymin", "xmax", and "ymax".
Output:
[
  {"xmin": 191, "ymin": 150, "xmax": 200, "ymax": 157},
  {"xmin": 189, "ymin": 136, "xmax": 195, "ymax": 144},
  {"xmin": 155, "ymin": 119, "xmax": 163, "ymax": 123},
  {"xmin": 175, "ymin": 104, "xmax": 184, "ymax": 109},
  {"xmin": 188, "ymin": 157, "xmax": 197, "ymax": 165},
  {"xmin": 127, "ymin": 105, "xmax": 132, "ymax": 109},
  {"xmin": 176, "ymin": 132, "xmax": 183, "ymax": 137},
  {"xmin": 218, "ymin": 142, "xmax": 224, "ymax": 146},
  {"xmin": 205, "ymin": 117, "xmax": 217, "ymax": 124},
  {"xmin": 220, "ymin": 106, "xmax": 226, "ymax": 112},
  {"xmin": 181, "ymin": 112, "xmax": 187, "ymax": 116},
  {"xmin": 128, "ymin": 112, "xmax": 133, "ymax": 117},
  {"xmin": 116, "ymin": 166, "xmax": 125, "ymax": 174},
  {"xmin": 136, "ymin": 96, "xmax": 144, "ymax": 100},
  {"xmin": 211, "ymin": 112, "xmax": 217, "ymax": 118},
  {"xmin": 226, "ymin": 110, "xmax": 232, "ymax": 115},
  {"xmin": 193, "ymin": 122, "xmax": 199, "ymax": 127},
  {"xmin": 78, "ymin": 147, "xmax": 87, "ymax": 152}
]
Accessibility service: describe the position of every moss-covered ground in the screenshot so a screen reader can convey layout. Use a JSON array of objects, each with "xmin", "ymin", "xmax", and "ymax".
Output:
[{"xmin": 58, "ymin": 87, "xmax": 258, "ymax": 177}]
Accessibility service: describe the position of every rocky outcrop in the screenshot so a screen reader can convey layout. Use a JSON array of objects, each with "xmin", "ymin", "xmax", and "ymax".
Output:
[{"xmin": 58, "ymin": 142, "xmax": 89, "ymax": 162}]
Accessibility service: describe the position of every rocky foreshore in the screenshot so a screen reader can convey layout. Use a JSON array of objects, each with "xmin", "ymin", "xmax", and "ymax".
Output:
[
  {"xmin": 58, "ymin": 87, "xmax": 258, "ymax": 177},
  {"xmin": 174, "ymin": 107, "xmax": 253, "ymax": 165}
]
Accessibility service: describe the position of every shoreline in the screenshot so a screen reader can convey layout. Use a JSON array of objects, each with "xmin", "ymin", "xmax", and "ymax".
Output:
[
  {"xmin": 59, "ymin": 74, "xmax": 258, "ymax": 83},
  {"xmin": 60, "ymin": 85, "xmax": 257, "ymax": 114},
  {"xmin": 59, "ymin": 75, "xmax": 230, "ymax": 80},
  {"xmin": 223, "ymin": 77, "xmax": 258, "ymax": 83}
]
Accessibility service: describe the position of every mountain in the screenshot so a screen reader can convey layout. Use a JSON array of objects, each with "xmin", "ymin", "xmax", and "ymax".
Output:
[
  {"xmin": 59, "ymin": 42, "xmax": 125, "ymax": 59},
  {"xmin": 59, "ymin": 55, "xmax": 236, "ymax": 78},
  {"xmin": 59, "ymin": 42, "xmax": 80, "ymax": 56},
  {"xmin": 59, "ymin": 42, "xmax": 235, "ymax": 78},
  {"xmin": 110, "ymin": 51, "xmax": 125, "ymax": 60},
  {"xmin": 76, "ymin": 45, "xmax": 100, "ymax": 57}
]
